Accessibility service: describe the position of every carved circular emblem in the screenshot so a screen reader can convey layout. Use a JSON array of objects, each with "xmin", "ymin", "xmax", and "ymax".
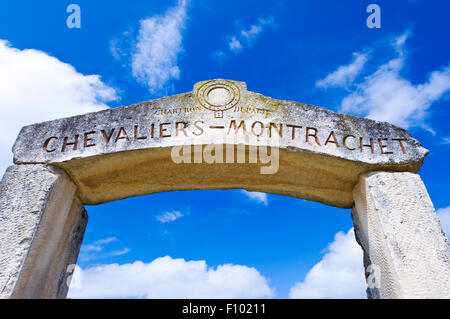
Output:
[{"xmin": 196, "ymin": 80, "xmax": 241, "ymax": 112}]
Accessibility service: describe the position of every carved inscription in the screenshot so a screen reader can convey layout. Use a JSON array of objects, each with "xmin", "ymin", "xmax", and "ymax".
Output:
[{"xmin": 42, "ymin": 119, "xmax": 409, "ymax": 156}]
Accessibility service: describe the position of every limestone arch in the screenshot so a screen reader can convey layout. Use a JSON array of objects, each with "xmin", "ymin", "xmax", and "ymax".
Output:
[{"xmin": 0, "ymin": 79, "xmax": 449, "ymax": 299}]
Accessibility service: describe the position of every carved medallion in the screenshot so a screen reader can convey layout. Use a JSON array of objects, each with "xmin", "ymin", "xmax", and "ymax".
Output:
[{"xmin": 196, "ymin": 80, "xmax": 241, "ymax": 118}]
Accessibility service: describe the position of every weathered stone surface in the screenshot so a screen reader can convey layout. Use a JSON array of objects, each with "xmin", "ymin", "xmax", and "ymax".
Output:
[
  {"xmin": 12, "ymin": 79, "xmax": 428, "ymax": 208},
  {"xmin": 352, "ymin": 172, "xmax": 450, "ymax": 299},
  {"xmin": 0, "ymin": 164, "xmax": 87, "ymax": 299}
]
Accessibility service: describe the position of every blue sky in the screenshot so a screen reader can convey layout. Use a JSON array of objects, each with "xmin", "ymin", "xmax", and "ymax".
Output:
[{"xmin": 0, "ymin": 0, "xmax": 449, "ymax": 298}]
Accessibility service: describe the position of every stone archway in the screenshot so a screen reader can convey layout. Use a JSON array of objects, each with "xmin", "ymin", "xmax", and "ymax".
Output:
[{"xmin": 0, "ymin": 79, "xmax": 449, "ymax": 299}]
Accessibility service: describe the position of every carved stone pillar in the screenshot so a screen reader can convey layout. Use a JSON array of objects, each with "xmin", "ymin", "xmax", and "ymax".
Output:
[
  {"xmin": 352, "ymin": 171, "xmax": 450, "ymax": 298},
  {"xmin": 0, "ymin": 164, "xmax": 87, "ymax": 299}
]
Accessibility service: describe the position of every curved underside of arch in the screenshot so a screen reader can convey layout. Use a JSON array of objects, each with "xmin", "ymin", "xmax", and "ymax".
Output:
[{"xmin": 53, "ymin": 145, "xmax": 419, "ymax": 208}]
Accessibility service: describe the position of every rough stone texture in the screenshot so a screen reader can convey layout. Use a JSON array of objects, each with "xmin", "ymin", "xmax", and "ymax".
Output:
[
  {"xmin": 0, "ymin": 164, "xmax": 87, "ymax": 299},
  {"xmin": 11, "ymin": 79, "xmax": 428, "ymax": 208},
  {"xmin": 352, "ymin": 171, "xmax": 450, "ymax": 298}
]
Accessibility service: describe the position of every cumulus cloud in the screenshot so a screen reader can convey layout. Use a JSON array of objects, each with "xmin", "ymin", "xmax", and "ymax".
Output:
[
  {"xmin": 241, "ymin": 190, "xmax": 268, "ymax": 206},
  {"xmin": 213, "ymin": 16, "xmax": 275, "ymax": 63},
  {"xmin": 317, "ymin": 31, "xmax": 450, "ymax": 130},
  {"xmin": 437, "ymin": 207, "xmax": 450, "ymax": 238},
  {"xmin": 289, "ymin": 229, "xmax": 366, "ymax": 299},
  {"xmin": 0, "ymin": 40, "xmax": 117, "ymax": 177},
  {"xmin": 316, "ymin": 52, "xmax": 368, "ymax": 88},
  {"xmin": 68, "ymin": 256, "xmax": 275, "ymax": 299},
  {"xmin": 155, "ymin": 211, "xmax": 184, "ymax": 223},
  {"xmin": 131, "ymin": 0, "xmax": 188, "ymax": 94}
]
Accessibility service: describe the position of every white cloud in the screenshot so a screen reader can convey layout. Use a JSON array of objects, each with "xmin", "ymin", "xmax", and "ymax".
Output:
[
  {"xmin": 131, "ymin": 0, "xmax": 188, "ymax": 94},
  {"xmin": 229, "ymin": 36, "xmax": 243, "ymax": 52},
  {"xmin": 214, "ymin": 16, "xmax": 275, "ymax": 63},
  {"xmin": 79, "ymin": 237, "xmax": 130, "ymax": 262},
  {"xmin": 289, "ymin": 229, "xmax": 366, "ymax": 299},
  {"xmin": 109, "ymin": 29, "xmax": 134, "ymax": 65},
  {"xmin": 318, "ymin": 31, "xmax": 450, "ymax": 130},
  {"xmin": 82, "ymin": 237, "xmax": 118, "ymax": 253},
  {"xmin": 241, "ymin": 190, "xmax": 268, "ymax": 206},
  {"xmin": 437, "ymin": 207, "xmax": 450, "ymax": 238},
  {"xmin": 0, "ymin": 40, "xmax": 117, "ymax": 177},
  {"xmin": 68, "ymin": 256, "xmax": 275, "ymax": 299},
  {"xmin": 156, "ymin": 211, "xmax": 184, "ymax": 223},
  {"xmin": 105, "ymin": 248, "xmax": 131, "ymax": 257},
  {"xmin": 231, "ymin": 16, "xmax": 275, "ymax": 53},
  {"xmin": 316, "ymin": 52, "xmax": 368, "ymax": 88}
]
